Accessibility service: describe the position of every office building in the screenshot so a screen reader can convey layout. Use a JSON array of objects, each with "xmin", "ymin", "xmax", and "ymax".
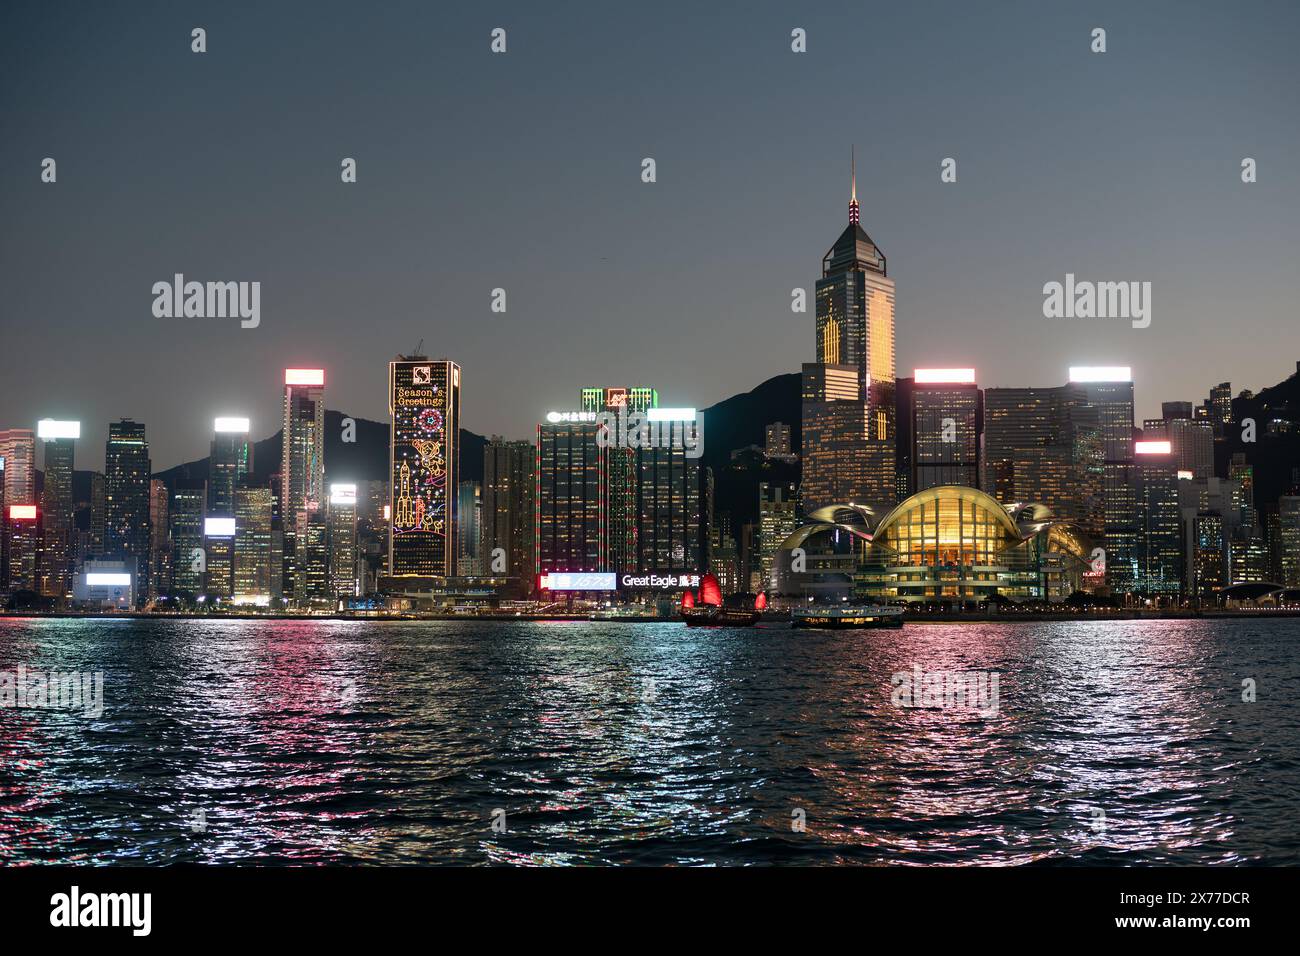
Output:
[
  {"xmin": 233, "ymin": 485, "xmax": 274, "ymax": 605},
  {"xmin": 104, "ymin": 420, "xmax": 152, "ymax": 604},
  {"xmin": 909, "ymin": 369, "xmax": 980, "ymax": 492},
  {"xmin": 210, "ymin": 417, "xmax": 253, "ymax": 517},
  {"xmin": 328, "ymin": 483, "xmax": 359, "ymax": 599},
  {"xmin": 387, "ymin": 357, "xmax": 460, "ymax": 579},
  {"xmin": 169, "ymin": 480, "xmax": 206, "ymax": 596},
  {"xmin": 456, "ymin": 481, "xmax": 481, "ymax": 576},
  {"xmin": 482, "ymin": 437, "xmax": 535, "ymax": 594},
  {"xmin": 37, "ymin": 419, "xmax": 78, "ymax": 598}
]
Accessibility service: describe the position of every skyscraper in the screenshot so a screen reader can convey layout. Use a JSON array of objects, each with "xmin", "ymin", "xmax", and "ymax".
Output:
[
  {"xmin": 388, "ymin": 357, "xmax": 460, "ymax": 579},
  {"xmin": 169, "ymin": 479, "xmax": 206, "ymax": 596},
  {"xmin": 482, "ymin": 437, "xmax": 535, "ymax": 594},
  {"xmin": 233, "ymin": 485, "xmax": 274, "ymax": 604},
  {"xmin": 6, "ymin": 504, "xmax": 39, "ymax": 593},
  {"xmin": 210, "ymin": 417, "xmax": 253, "ymax": 517},
  {"xmin": 909, "ymin": 369, "xmax": 980, "ymax": 492},
  {"xmin": 281, "ymin": 370, "xmax": 325, "ymax": 602},
  {"xmin": 37, "ymin": 419, "xmax": 78, "ymax": 598},
  {"xmin": 104, "ymin": 420, "xmax": 152, "ymax": 604},
  {"xmin": 456, "ymin": 481, "xmax": 481, "ymax": 576},
  {"xmin": 1135, "ymin": 440, "xmax": 1183, "ymax": 599},
  {"xmin": 1070, "ymin": 368, "xmax": 1137, "ymax": 594},
  {"xmin": 536, "ymin": 412, "xmax": 608, "ymax": 579},
  {"xmin": 758, "ymin": 482, "xmax": 798, "ymax": 590},
  {"xmin": 807, "ymin": 153, "xmax": 896, "ymax": 506},
  {"xmin": 328, "ymin": 483, "xmax": 358, "ymax": 599},
  {"xmin": 801, "ymin": 363, "xmax": 870, "ymax": 511},
  {"xmin": 0, "ymin": 429, "xmax": 35, "ymax": 509},
  {"xmin": 149, "ymin": 478, "xmax": 170, "ymax": 599}
]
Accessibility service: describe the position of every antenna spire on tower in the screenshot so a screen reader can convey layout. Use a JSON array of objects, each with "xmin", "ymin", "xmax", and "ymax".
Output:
[{"xmin": 849, "ymin": 146, "xmax": 860, "ymax": 225}]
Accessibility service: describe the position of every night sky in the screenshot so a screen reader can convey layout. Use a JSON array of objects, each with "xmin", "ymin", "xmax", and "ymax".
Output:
[{"xmin": 2, "ymin": 0, "xmax": 1298, "ymax": 471}]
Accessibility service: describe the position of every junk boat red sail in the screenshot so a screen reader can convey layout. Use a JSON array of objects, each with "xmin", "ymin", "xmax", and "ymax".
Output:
[{"xmin": 680, "ymin": 574, "xmax": 764, "ymax": 627}]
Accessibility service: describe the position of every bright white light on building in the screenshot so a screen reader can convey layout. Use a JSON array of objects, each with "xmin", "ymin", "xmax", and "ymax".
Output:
[
  {"xmin": 9, "ymin": 504, "xmax": 36, "ymax": 520},
  {"xmin": 86, "ymin": 573, "xmax": 132, "ymax": 586},
  {"xmin": 1177, "ymin": 470, "xmax": 1194, "ymax": 480},
  {"xmin": 330, "ymin": 483, "xmax": 357, "ymax": 505},
  {"xmin": 545, "ymin": 411, "xmax": 596, "ymax": 423},
  {"xmin": 1135, "ymin": 440, "xmax": 1173, "ymax": 455},
  {"xmin": 539, "ymin": 572, "xmax": 617, "ymax": 591},
  {"xmin": 284, "ymin": 368, "xmax": 325, "ymax": 386},
  {"xmin": 914, "ymin": 368, "xmax": 976, "ymax": 384},
  {"xmin": 646, "ymin": 408, "xmax": 697, "ymax": 422},
  {"xmin": 214, "ymin": 416, "xmax": 250, "ymax": 433},
  {"xmin": 37, "ymin": 419, "xmax": 80, "ymax": 440},
  {"xmin": 231, "ymin": 594, "xmax": 271, "ymax": 607},
  {"xmin": 1069, "ymin": 366, "xmax": 1132, "ymax": 383},
  {"xmin": 205, "ymin": 517, "xmax": 236, "ymax": 537}
]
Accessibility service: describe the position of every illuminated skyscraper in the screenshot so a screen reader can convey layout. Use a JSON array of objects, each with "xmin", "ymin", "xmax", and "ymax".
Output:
[
  {"xmin": 169, "ymin": 479, "xmax": 206, "ymax": 596},
  {"xmin": 281, "ymin": 371, "xmax": 326, "ymax": 521},
  {"xmin": 807, "ymin": 152, "xmax": 896, "ymax": 506},
  {"xmin": 482, "ymin": 437, "xmax": 535, "ymax": 595},
  {"xmin": 210, "ymin": 417, "xmax": 253, "ymax": 517},
  {"xmin": 37, "ymin": 420, "xmax": 78, "ymax": 598},
  {"xmin": 149, "ymin": 478, "xmax": 170, "ymax": 599},
  {"xmin": 6, "ymin": 505, "xmax": 39, "ymax": 593},
  {"xmin": 456, "ymin": 481, "xmax": 481, "ymax": 576},
  {"xmin": 908, "ymin": 370, "xmax": 980, "ymax": 492},
  {"xmin": 758, "ymin": 482, "xmax": 798, "ymax": 590},
  {"xmin": 388, "ymin": 357, "xmax": 460, "ymax": 579},
  {"xmin": 281, "ymin": 370, "xmax": 324, "ymax": 602},
  {"xmin": 328, "ymin": 483, "xmax": 358, "ymax": 599},
  {"xmin": 1134, "ymin": 440, "xmax": 1183, "ymax": 598},
  {"xmin": 801, "ymin": 363, "xmax": 870, "ymax": 511},
  {"xmin": 536, "ymin": 411, "xmax": 608, "ymax": 578},
  {"xmin": 104, "ymin": 420, "xmax": 152, "ymax": 605},
  {"xmin": 0, "ymin": 429, "xmax": 35, "ymax": 508},
  {"xmin": 233, "ymin": 485, "xmax": 274, "ymax": 604},
  {"xmin": 1069, "ymin": 368, "xmax": 1138, "ymax": 593},
  {"xmin": 203, "ymin": 515, "xmax": 235, "ymax": 598}
]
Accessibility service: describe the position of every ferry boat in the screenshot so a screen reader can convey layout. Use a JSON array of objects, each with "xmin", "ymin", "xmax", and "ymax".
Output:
[
  {"xmin": 791, "ymin": 604, "xmax": 904, "ymax": 629},
  {"xmin": 680, "ymin": 575, "xmax": 765, "ymax": 627}
]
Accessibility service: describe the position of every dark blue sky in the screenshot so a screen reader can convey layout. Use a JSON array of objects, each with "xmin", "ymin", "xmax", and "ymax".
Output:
[{"xmin": 3, "ymin": 0, "xmax": 1298, "ymax": 470}]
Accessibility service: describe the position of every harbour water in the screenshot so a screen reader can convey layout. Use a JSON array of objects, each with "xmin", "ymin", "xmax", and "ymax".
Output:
[{"xmin": 1, "ymin": 616, "xmax": 1297, "ymax": 865}]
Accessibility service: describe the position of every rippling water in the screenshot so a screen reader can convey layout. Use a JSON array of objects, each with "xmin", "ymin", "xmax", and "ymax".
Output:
[{"xmin": 1, "ymin": 616, "xmax": 1297, "ymax": 865}]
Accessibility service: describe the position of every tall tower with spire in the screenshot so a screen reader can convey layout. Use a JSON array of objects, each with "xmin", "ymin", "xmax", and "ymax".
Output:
[{"xmin": 801, "ymin": 151, "xmax": 897, "ymax": 511}]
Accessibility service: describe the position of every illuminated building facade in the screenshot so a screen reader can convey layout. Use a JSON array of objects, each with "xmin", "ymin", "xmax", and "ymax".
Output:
[
  {"xmin": 808, "ymin": 157, "xmax": 896, "ymax": 506},
  {"xmin": 168, "ymin": 480, "xmax": 206, "ymax": 595},
  {"xmin": 536, "ymin": 414, "xmax": 608, "ymax": 579},
  {"xmin": 1069, "ymin": 369, "xmax": 1138, "ymax": 593},
  {"xmin": 1276, "ymin": 495, "xmax": 1300, "ymax": 587},
  {"xmin": 0, "ymin": 429, "xmax": 35, "ymax": 509},
  {"xmin": 210, "ymin": 417, "xmax": 252, "ymax": 517},
  {"xmin": 37, "ymin": 420, "xmax": 78, "ymax": 598},
  {"xmin": 801, "ymin": 363, "xmax": 870, "ymax": 511},
  {"xmin": 328, "ymin": 483, "xmax": 358, "ymax": 599},
  {"xmin": 6, "ymin": 504, "xmax": 39, "ymax": 592},
  {"xmin": 233, "ymin": 486, "xmax": 274, "ymax": 604},
  {"xmin": 1135, "ymin": 441, "xmax": 1183, "ymax": 598},
  {"xmin": 388, "ymin": 357, "xmax": 460, "ymax": 579},
  {"xmin": 204, "ymin": 516, "xmax": 235, "ymax": 598},
  {"xmin": 775, "ymin": 488, "xmax": 1092, "ymax": 604},
  {"xmin": 281, "ymin": 369, "xmax": 325, "ymax": 600},
  {"xmin": 758, "ymin": 482, "xmax": 798, "ymax": 590},
  {"xmin": 104, "ymin": 420, "xmax": 152, "ymax": 605},
  {"xmin": 482, "ymin": 437, "xmax": 535, "ymax": 595},
  {"xmin": 149, "ymin": 478, "xmax": 170, "ymax": 599},
  {"xmin": 456, "ymin": 481, "xmax": 481, "ymax": 576},
  {"xmin": 909, "ymin": 370, "xmax": 980, "ymax": 492}
]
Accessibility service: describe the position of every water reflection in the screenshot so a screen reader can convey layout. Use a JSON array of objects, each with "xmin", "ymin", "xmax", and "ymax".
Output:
[{"xmin": 0, "ymin": 617, "xmax": 1296, "ymax": 865}]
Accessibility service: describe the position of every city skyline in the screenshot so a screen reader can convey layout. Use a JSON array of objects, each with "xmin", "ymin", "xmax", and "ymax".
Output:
[{"xmin": 3, "ymin": 1, "xmax": 1299, "ymax": 472}]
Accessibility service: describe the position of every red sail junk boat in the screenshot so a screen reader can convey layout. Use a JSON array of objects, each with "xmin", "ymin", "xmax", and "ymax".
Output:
[{"xmin": 680, "ymin": 573, "xmax": 765, "ymax": 627}]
